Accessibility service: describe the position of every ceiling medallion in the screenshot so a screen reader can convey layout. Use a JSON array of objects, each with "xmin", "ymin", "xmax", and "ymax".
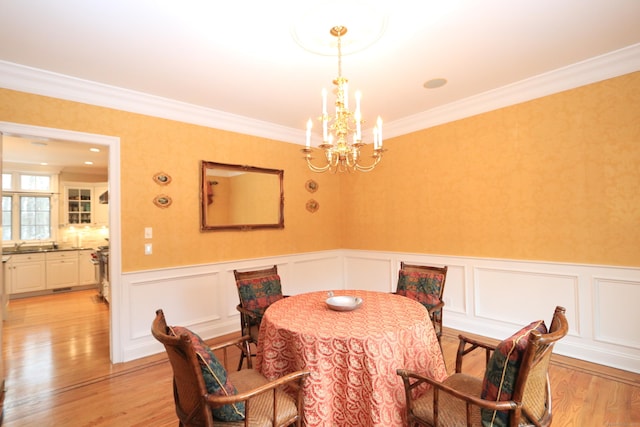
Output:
[{"xmin": 290, "ymin": 2, "xmax": 387, "ymax": 56}]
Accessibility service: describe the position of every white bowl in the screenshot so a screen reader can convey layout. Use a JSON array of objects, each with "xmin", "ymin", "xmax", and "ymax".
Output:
[{"xmin": 326, "ymin": 295, "xmax": 363, "ymax": 312}]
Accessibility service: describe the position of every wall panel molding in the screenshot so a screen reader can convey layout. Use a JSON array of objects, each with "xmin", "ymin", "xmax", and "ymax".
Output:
[
  {"xmin": 119, "ymin": 249, "xmax": 640, "ymax": 373},
  {"xmin": 127, "ymin": 270, "xmax": 224, "ymax": 340},
  {"xmin": 593, "ymin": 277, "xmax": 640, "ymax": 349},
  {"xmin": 472, "ymin": 266, "xmax": 580, "ymax": 335}
]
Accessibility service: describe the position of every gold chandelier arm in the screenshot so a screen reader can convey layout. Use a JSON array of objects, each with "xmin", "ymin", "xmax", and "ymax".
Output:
[
  {"xmin": 302, "ymin": 149, "xmax": 333, "ymax": 173},
  {"xmin": 303, "ymin": 147, "xmax": 385, "ymax": 173},
  {"xmin": 352, "ymin": 150, "xmax": 384, "ymax": 172}
]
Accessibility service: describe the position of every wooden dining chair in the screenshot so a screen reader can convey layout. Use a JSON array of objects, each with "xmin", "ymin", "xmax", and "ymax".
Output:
[
  {"xmin": 395, "ymin": 263, "xmax": 448, "ymax": 344},
  {"xmin": 234, "ymin": 265, "xmax": 284, "ymax": 370},
  {"xmin": 397, "ymin": 306, "xmax": 569, "ymax": 427},
  {"xmin": 151, "ymin": 309, "xmax": 309, "ymax": 427}
]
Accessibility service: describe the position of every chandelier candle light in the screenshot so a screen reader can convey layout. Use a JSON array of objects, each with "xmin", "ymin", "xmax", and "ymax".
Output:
[{"xmin": 302, "ymin": 26, "xmax": 385, "ymax": 173}]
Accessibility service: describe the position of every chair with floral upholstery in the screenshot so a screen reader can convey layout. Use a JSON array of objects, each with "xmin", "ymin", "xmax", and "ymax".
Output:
[
  {"xmin": 397, "ymin": 306, "xmax": 569, "ymax": 427},
  {"xmin": 395, "ymin": 263, "xmax": 448, "ymax": 344},
  {"xmin": 234, "ymin": 265, "xmax": 284, "ymax": 370},
  {"xmin": 151, "ymin": 308, "xmax": 309, "ymax": 427}
]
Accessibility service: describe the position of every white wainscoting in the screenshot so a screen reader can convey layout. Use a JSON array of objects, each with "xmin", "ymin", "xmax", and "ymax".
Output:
[
  {"xmin": 119, "ymin": 249, "xmax": 640, "ymax": 373},
  {"xmin": 121, "ymin": 251, "xmax": 344, "ymax": 362}
]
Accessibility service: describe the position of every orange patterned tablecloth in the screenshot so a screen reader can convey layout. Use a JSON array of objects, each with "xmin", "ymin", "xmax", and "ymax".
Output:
[{"xmin": 255, "ymin": 290, "xmax": 448, "ymax": 427}]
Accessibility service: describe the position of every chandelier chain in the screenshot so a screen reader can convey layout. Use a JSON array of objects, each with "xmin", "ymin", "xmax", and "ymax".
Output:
[{"xmin": 337, "ymin": 26, "xmax": 343, "ymax": 78}]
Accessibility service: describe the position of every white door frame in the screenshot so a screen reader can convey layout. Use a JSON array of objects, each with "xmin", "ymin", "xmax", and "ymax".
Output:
[{"xmin": 0, "ymin": 122, "xmax": 123, "ymax": 363}]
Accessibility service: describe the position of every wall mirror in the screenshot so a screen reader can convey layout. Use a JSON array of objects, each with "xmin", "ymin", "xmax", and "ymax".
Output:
[{"xmin": 201, "ymin": 161, "xmax": 284, "ymax": 231}]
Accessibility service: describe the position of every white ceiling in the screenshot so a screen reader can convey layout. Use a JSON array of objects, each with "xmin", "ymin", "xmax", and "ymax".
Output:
[
  {"xmin": 2, "ymin": 135, "xmax": 109, "ymax": 176},
  {"xmin": 1, "ymin": 0, "xmax": 639, "ymax": 173}
]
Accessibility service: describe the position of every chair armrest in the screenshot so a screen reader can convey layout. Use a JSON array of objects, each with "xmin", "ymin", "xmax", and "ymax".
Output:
[
  {"xmin": 455, "ymin": 334, "xmax": 497, "ymax": 373},
  {"xmin": 426, "ymin": 300, "xmax": 444, "ymax": 315},
  {"xmin": 396, "ymin": 369, "xmax": 518, "ymax": 412},
  {"xmin": 236, "ymin": 304, "xmax": 258, "ymax": 320},
  {"xmin": 208, "ymin": 335, "xmax": 254, "ymax": 370},
  {"xmin": 205, "ymin": 370, "xmax": 311, "ymax": 406},
  {"xmin": 208, "ymin": 335, "xmax": 252, "ymax": 352}
]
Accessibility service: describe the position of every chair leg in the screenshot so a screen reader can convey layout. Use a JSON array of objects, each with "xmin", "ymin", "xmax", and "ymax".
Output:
[
  {"xmin": 237, "ymin": 350, "xmax": 246, "ymax": 371},
  {"xmin": 237, "ymin": 341, "xmax": 257, "ymax": 370}
]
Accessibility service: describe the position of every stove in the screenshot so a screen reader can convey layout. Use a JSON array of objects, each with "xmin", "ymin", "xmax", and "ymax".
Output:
[{"xmin": 91, "ymin": 245, "xmax": 110, "ymax": 302}]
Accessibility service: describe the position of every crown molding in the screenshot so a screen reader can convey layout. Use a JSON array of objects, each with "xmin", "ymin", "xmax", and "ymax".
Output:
[
  {"xmin": 0, "ymin": 61, "xmax": 304, "ymax": 144},
  {"xmin": 1, "ymin": 42, "xmax": 639, "ymax": 144},
  {"xmin": 385, "ymin": 43, "xmax": 640, "ymax": 138}
]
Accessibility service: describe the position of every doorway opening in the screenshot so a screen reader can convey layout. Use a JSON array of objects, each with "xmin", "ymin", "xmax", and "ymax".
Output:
[{"xmin": 0, "ymin": 121, "xmax": 121, "ymax": 363}]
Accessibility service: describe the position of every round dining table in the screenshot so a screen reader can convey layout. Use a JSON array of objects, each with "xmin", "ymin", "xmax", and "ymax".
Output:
[{"xmin": 255, "ymin": 290, "xmax": 448, "ymax": 427}]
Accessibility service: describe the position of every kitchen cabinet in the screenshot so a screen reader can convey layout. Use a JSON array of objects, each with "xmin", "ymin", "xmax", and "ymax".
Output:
[
  {"xmin": 6, "ymin": 253, "xmax": 46, "ymax": 294},
  {"xmin": 45, "ymin": 251, "xmax": 78, "ymax": 289},
  {"xmin": 78, "ymin": 249, "xmax": 97, "ymax": 286},
  {"xmin": 2, "ymin": 257, "xmax": 8, "ymax": 319},
  {"xmin": 93, "ymin": 184, "xmax": 109, "ymax": 226},
  {"xmin": 7, "ymin": 249, "xmax": 99, "ymax": 297},
  {"xmin": 61, "ymin": 182, "xmax": 108, "ymax": 226},
  {"xmin": 65, "ymin": 185, "xmax": 93, "ymax": 225}
]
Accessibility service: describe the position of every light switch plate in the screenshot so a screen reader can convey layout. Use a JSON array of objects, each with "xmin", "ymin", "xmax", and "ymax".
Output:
[
  {"xmin": 144, "ymin": 227, "xmax": 153, "ymax": 239},
  {"xmin": 144, "ymin": 243, "xmax": 152, "ymax": 255}
]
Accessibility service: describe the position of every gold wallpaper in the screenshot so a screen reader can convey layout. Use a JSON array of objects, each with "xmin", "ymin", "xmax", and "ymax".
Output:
[
  {"xmin": 340, "ymin": 72, "xmax": 640, "ymax": 266},
  {"xmin": 0, "ymin": 90, "xmax": 343, "ymax": 271},
  {"xmin": 1, "ymin": 71, "xmax": 639, "ymax": 269}
]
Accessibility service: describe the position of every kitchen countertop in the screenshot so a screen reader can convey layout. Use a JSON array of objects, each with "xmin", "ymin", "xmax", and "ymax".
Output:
[{"xmin": 2, "ymin": 247, "xmax": 94, "ymax": 256}]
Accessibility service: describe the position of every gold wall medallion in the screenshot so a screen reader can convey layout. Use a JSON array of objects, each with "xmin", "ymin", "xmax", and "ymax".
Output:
[
  {"xmin": 153, "ymin": 172, "xmax": 172, "ymax": 185},
  {"xmin": 153, "ymin": 194, "xmax": 172, "ymax": 208},
  {"xmin": 306, "ymin": 199, "xmax": 319, "ymax": 213},
  {"xmin": 305, "ymin": 179, "xmax": 319, "ymax": 193}
]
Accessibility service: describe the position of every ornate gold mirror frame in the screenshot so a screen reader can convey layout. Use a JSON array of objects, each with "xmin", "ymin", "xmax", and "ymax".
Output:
[{"xmin": 200, "ymin": 161, "xmax": 284, "ymax": 231}]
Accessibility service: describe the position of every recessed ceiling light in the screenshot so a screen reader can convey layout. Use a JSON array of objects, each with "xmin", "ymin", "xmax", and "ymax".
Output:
[
  {"xmin": 84, "ymin": 161, "xmax": 94, "ymax": 165},
  {"xmin": 423, "ymin": 78, "xmax": 447, "ymax": 89},
  {"xmin": 40, "ymin": 162, "xmax": 48, "ymax": 166},
  {"xmin": 89, "ymin": 147, "xmax": 100, "ymax": 152}
]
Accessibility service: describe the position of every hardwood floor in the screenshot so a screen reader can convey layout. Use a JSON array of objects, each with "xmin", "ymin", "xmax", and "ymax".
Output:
[{"xmin": 2, "ymin": 290, "xmax": 639, "ymax": 426}]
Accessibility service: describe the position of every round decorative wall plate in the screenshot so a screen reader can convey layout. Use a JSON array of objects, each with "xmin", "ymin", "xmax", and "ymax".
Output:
[
  {"xmin": 153, "ymin": 194, "xmax": 172, "ymax": 208},
  {"xmin": 153, "ymin": 172, "xmax": 172, "ymax": 185},
  {"xmin": 305, "ymin": 179, "xmax": 319, "ymax": 193},
  {"xmin": 306, "ymin": 199, "xmax": 319, "ymax": 213}
]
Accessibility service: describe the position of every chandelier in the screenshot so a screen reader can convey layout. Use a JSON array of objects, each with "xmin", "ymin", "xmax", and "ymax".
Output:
[{"xmin": 302, "ymin": 26, "xmax": 385, "ymax": 173}]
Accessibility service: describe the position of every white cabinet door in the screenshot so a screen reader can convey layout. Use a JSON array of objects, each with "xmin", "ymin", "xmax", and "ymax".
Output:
[
  {"xmin": 64, "ymin": 185, "xmax": 93, "ymax": 225},
  {"xmin": 9, "ymin": 253, "xmax": 46, "ymax": 294},
  {"xmin": 78, "ymin": 250, "xmax": 97, "ymax": 286},
  {"xmin": 93, "ymin": 183, "xmax": 109, "ymax": 226},
  {"xmin": 2, "ymin": 261, "xmax": 8, "ymax": 319},
  {"xmin": 4, "ymin": 260, "xmax": 12, "ymax": 300},
  {"xmin": 46, "ymin": 251, "xmax": 79, "ymax": 289}
]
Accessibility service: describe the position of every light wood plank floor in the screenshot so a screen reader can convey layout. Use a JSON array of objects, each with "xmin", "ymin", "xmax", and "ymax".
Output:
[{"xmin": 2, "ymin": 290, "xmax": 639, "ymax": 426}]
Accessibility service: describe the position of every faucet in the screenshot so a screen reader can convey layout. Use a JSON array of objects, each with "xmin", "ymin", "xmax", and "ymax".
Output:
[{"xmin": 14, "ymin": 241, "xmax": 26, "ymax": 250}]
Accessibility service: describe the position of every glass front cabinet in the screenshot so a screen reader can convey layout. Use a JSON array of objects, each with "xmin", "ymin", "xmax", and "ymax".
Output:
[{"xmin": 66, "ymin": 186, "xmax": 93, "ymax": 225}]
